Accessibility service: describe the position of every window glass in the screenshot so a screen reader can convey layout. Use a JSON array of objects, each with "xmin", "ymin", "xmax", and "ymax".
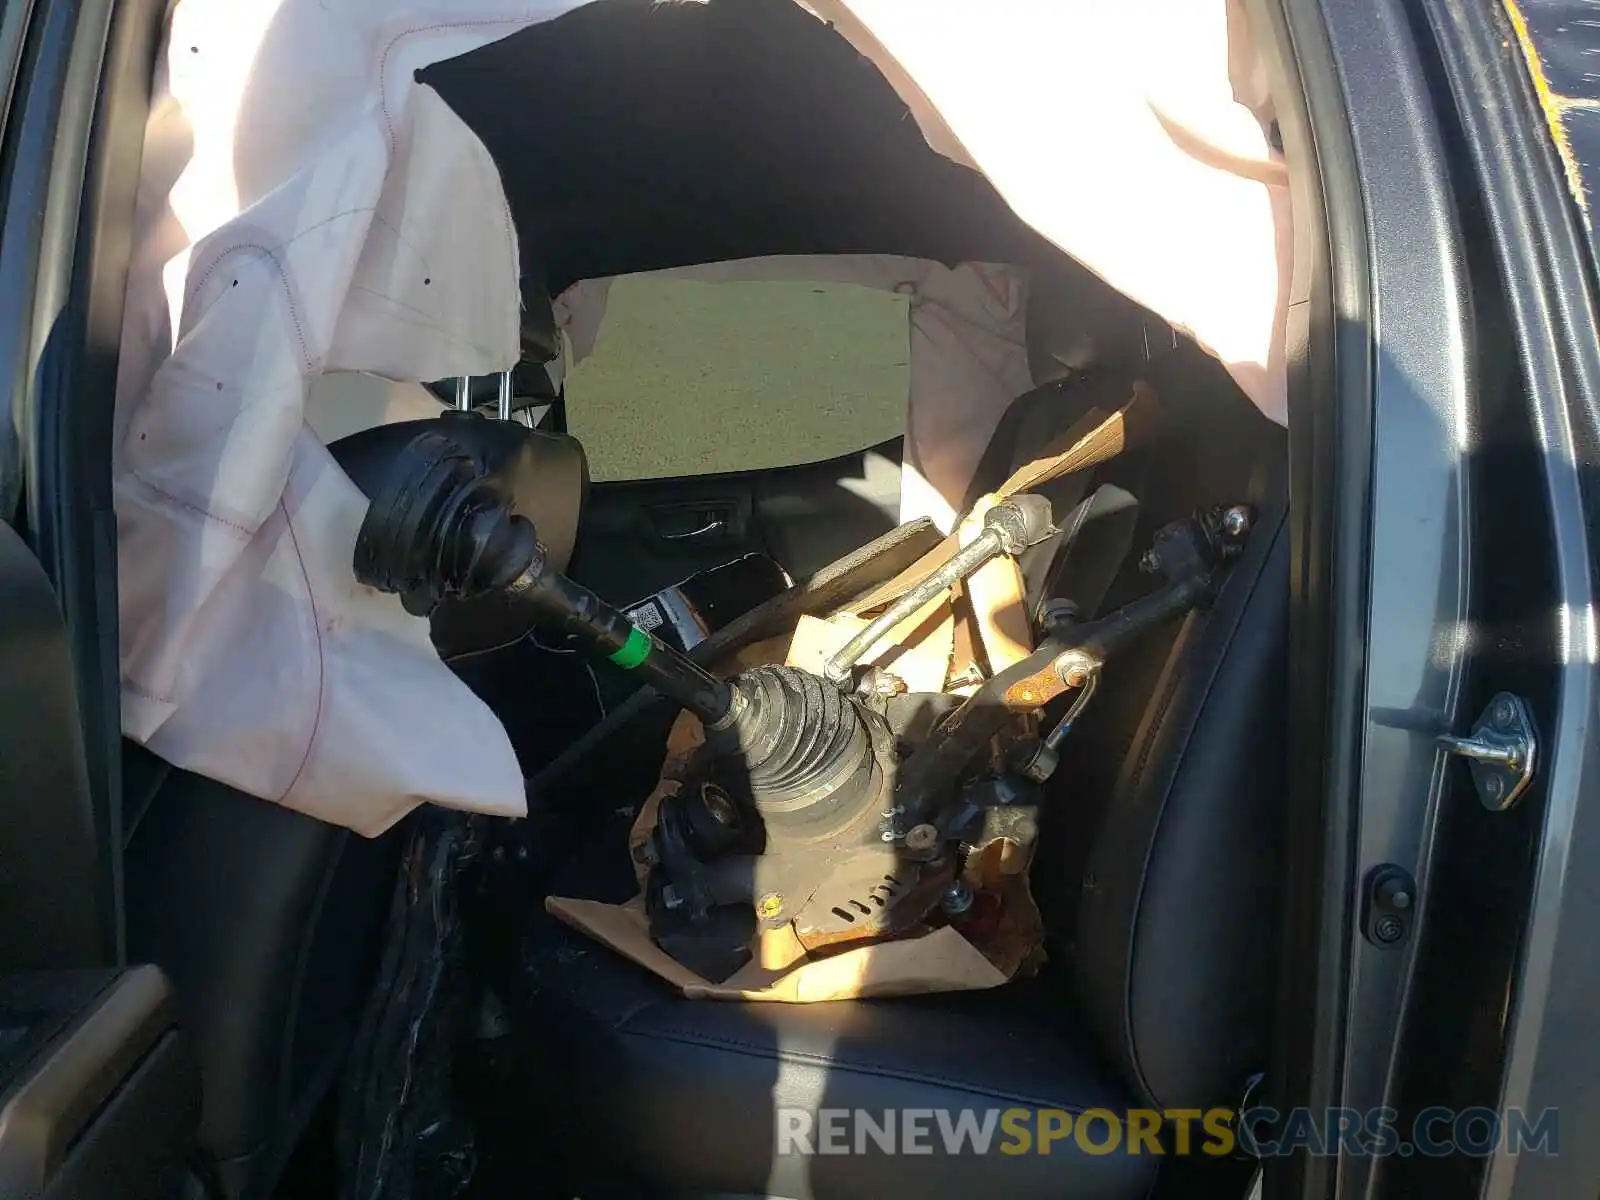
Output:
[{"xmin": 563, "ymin": 275, "xmax": 909, "ymax": 481}]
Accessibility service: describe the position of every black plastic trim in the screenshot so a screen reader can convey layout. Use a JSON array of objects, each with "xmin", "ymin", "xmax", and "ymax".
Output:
[
  {"xmin": 11, "ymin": 0, "xmax": 162, "ymax": 962},
  {"xmin": 0, "ymin": 519, "xmax": 107, "ymax": 970},
  {"xmin": 0, "ymin": 966, "xmax": 197, "ymax": 1200},
  {"xmin": 1244, "ymin": 1, "xmax": 1372, "ymax": 1196}
]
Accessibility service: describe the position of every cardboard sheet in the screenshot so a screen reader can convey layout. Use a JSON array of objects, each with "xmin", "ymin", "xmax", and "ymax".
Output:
[
  {"xmin": 550, "ymin": 585, "xmax": 1045, "ymax": 1002},
  {"xmin": 786, "ymin": 612, "xmax": 951, "ymax": 695},
  {"xmin": 546, "ymin": 897, "xmax": 1008, "ymax": 1003}
]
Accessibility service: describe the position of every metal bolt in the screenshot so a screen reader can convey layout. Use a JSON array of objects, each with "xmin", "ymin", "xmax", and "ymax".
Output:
[
  {"xmin": 904, "ymin": 823, "xmax": 942, "ymax": 855},
  {"xmin": 864, "ymin": 670, "xmax": 908, "ymax": 697},
  {"xmin": 947, "ymin": 663, "xmax": 987, "ymax": 689},
  {"xmin": 1040, "ymin": 599, "xmax": 1081, "ymax": 627},
  {"xmin": 880, "ymin": 830, "xmax": 898, "ymax": 843},
  {"xmin": 1493, "ymin": 697, "xmax": 1516, "ymax": 728},
  {"xmin": 1376, "ymin": 875, "xmax": 1413, "ymax": 911},
  {"xmin": 1139, "ymin": 548, "xmax": 1162, "ymax": 575},
  {"xmin": 941, "ymin": 880, "xmax": 975, "ymax": 916},
  {"xmin": 1484, "ymin": 774, "xmax": 1506, "ymax": 803},
  {"xmin": 700, "ymin": 783, "xmax": 737, "ymax": 826},
  {"xmin": 756, "ymin": 892, "xmax": 784, "ymax": 920},
  {"xmin": 1372, "ymin": 914, "xmax": 1405, "ymax": 945},
  {"xmin": 1054, "ymin": 650, "xmax": 1099, "ymax": 689},
  {"xmin": 1222, "ymin": 505, "xmax": 1252, "ymax": 538}
]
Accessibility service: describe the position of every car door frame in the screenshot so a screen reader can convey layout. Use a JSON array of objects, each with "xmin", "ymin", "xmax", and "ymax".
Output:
[
  {"xmin": 0, "ymin": 1, "xmax": 203, "ymax": 1192},
  {"xmin": 1262, "ymin": 0, "xmax": 1600, "ymax": 1196},
  {"xmin": 0, "ymin": 0, "xmax": 161, "ymax": 963},
  {"xmin": 1380, "ymin": 2, "xmax": 1600, "ymax": 1196}
]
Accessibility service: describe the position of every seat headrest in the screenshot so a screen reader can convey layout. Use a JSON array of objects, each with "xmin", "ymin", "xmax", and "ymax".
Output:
[
  {"xmin": 1026, "ymin": 267, "xmax": 1174, "ymax": 386},
  {"xmin": 330, "ymin": 413, "xmax": 587, "ymax": 573}
]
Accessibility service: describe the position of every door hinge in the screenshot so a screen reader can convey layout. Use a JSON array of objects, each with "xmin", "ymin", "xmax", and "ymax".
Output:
[{"xmin": 1437, "ymin": 692, "xmax": 1537, "ymax": 811}]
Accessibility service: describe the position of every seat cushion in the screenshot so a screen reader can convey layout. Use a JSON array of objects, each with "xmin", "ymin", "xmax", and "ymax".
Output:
[
  {"xmin": 967, "ymin": 345, "xmax": 1290, "ymax": 1112},
  {"xmin": 505, "ymin": 351, "xmax": 1281, "ymax": 1198},
  {"xmin": 1075, "ymin": 515, "xmax": 1288, "ymax": 1112},
  {"xmin": 519, "ymin": 914, "xmax": 1155, "ymax": 1200},
  {"xmin": 123, "ymin": 741, "xmax": 402, "ymax": 1198}
]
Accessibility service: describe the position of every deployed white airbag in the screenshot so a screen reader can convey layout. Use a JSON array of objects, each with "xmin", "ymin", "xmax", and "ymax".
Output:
[
  {"xmin": 115, "ymin": 0, "xmax": 1289, "ymax": 832},
  {"xmin": 114, "ymin": 0, "xmax": 587, "ymax": 834}
]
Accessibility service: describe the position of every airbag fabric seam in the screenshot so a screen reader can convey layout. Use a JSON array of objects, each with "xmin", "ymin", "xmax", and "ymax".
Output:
[{"xmin": 277, "ymin": 501, "xmax": 325, "ymax": 806}]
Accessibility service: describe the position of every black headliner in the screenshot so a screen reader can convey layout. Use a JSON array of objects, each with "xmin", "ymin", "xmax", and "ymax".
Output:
[{"xmin": 419, "ymin": 0, "xmax": 1103, "ymax": 297}]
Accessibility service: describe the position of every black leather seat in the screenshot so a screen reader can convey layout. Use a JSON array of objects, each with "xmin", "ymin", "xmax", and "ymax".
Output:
[
  {"xmin": 122, "ymin": 742, "xmax": 402, "ymax": 1199},
  {"xmin": 513, "ymin": 351, "xmax": 1287, "ymax": 1198},
  {"xmin": 524, "ymin": 924, "xmax": 1155, "ymax": 1199}
]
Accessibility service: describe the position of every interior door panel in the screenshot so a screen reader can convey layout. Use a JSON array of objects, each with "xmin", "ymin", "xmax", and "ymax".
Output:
[
  {"xmin": 0, "ymin": 520, "xmax": 110, "ymax": 973},
  {"xmin": 569, "ymin": 437, "xmax": 903, "ymax": 603},
  {"xmin": 0, "ymin": 968, "xmax": 198, "ymax": 1200},
  {"xmin": 0, "ymin": 522, "xmax": 199, "ymax": 1196},
  {"xmin": 569, "ymin": 476, "xmax": 762, "ymax": 603}
]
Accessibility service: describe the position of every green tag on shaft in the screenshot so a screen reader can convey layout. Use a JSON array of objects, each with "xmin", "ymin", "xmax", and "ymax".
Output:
[{"xmin": 607, "ymin": 625, "xmax": 653, "ymax": 669}]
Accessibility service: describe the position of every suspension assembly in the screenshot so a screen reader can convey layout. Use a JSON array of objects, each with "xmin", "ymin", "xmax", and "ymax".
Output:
[{"xmin": 352, "ymin": 423, "xmax": 1252, "ymax": 980}]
